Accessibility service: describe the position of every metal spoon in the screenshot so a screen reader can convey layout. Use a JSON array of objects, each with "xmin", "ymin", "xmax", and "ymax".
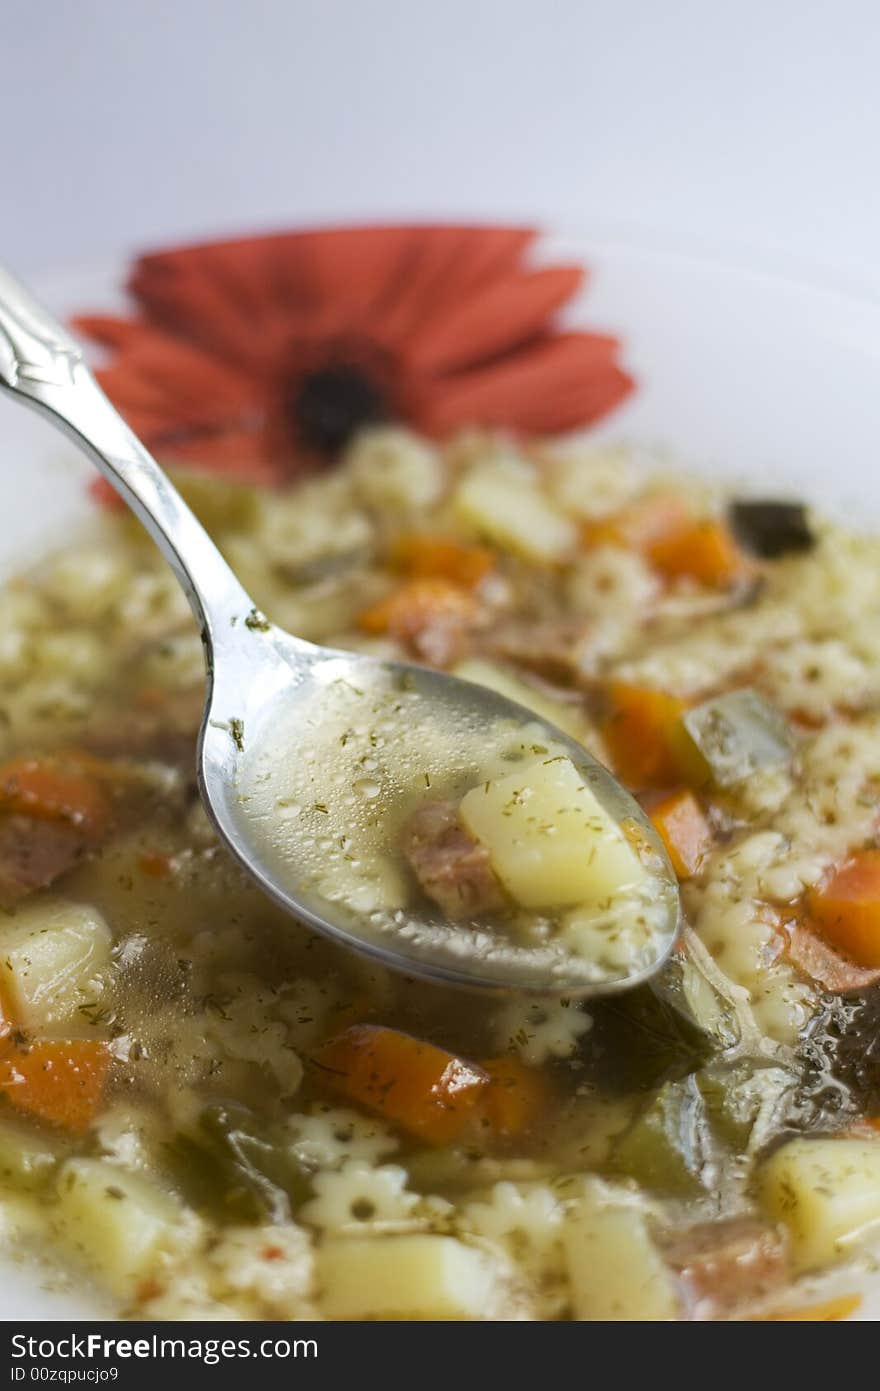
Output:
[{"xmin": 0, "ymin": 264, "xmax": 680, "ymax": 996}]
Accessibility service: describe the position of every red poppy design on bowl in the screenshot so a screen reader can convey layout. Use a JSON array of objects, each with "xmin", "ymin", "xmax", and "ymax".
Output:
[{"xmin": 74, "ymin": 224, "xmax": 634, "ymax": 496}]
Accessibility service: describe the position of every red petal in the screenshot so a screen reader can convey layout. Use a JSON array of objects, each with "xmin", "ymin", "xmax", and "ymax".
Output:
[
  {"xmin": 405, "ymin": 265, "xmax": 585, "ymax": 374},
  {"xmin": 129, "ymin": 226, "xmax": 538, "ymax": 366},
  {"xmin": 71, "ymin": 314, "xmax": 149, "ymax": 351},
  {"xmin": 414, "ymin": 334, "xmax": 634, "ymax": 435}
]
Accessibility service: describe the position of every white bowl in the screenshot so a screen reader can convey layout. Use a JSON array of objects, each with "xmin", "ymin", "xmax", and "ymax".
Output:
[{"xmin": 3, "ymin": 233, "xmax": 880, "ymax": 1320}]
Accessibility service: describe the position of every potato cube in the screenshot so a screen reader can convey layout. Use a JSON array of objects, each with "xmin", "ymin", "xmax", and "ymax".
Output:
[
  {"xmin": 0, "ymin": 898, "xmax": 112, "ymax": 1031},
  {"xmin": 453, "ymin": 460, "xmax": 576, "ymax": 563},
  {"xmin": 317, "ymin": 1234, "xmax": 499, "ymax": 1319},
  {"xmin": 52, "ymin": 1159, "xmax": 188, "ymax": 1289},
  {"xmin": 459, "ymin": 757, "xmax": 646, "ymax": 909},
  {"xmin": 757, "ymin": 1136, "xmax": 880, "ymax": 1272},
  {"xmin": 563, "ymin": 1186, "xmax": 680, "ymax": 1320}
]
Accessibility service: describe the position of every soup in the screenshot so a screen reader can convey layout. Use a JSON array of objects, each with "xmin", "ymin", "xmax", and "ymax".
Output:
[{"xmin": 1, "ymin": 430, "xmax": 879, "ymax": 1320}]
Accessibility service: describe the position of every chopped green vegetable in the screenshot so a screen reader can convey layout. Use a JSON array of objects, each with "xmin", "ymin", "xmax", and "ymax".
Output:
[
  {"xmin": 585, "ymin": 978, "xmax": 714, "ymax": 1096},
  {"xmin": 610, "ymin": 1057, "xmax": 797, "ymax": 1199},
  {"xmin": 695, "ymin": 1059, "xmax": 796, "ymax": 1150},
  {"xmin": 678, "ymin": 688, "xmax": 794, "ymax": 788},
  {"xmin": 163, "ymin": 1102, "xmax": 311, "ymax": 1223},
  {"xmin": 610, "ymin": 1075, "xmax": 716, "ymax": 1196},
  {"xmin": 729, "ymin": 500, "xmax": 814, "ymax": 559}
]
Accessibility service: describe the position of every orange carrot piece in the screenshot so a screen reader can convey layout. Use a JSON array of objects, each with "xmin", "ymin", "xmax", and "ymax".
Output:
[
  {"xmin": 357, "ymin": 578, "xmax": 483, "ymax": 640},
  {"xmin": 0, "ymin": 1039, "xmax": 112, "ymax": 1132},
  {"xmin": 603, "ymin": 683, "xmax": 688, "ymax": 789},
  {"xmin": 581, "ymin": 495, "xmax": 691, "ymax": 552},
  {"xmin": 388, "ymin": 534, "xmax": 495, "ymax": 590},
  {"xmin": 783, "ymin": 919, "xmax": 880, "ymax": 993},
  {"xmin": 808, "ymin": 850, "xmax": 880, "ymax": 968},
  {"xmin": 0, "ymin": 756, "xmax": 109, "ymax": 840},
  {"xmin": 648, "ymin": 519, "xmax": 749, "ymax": 589},
  {"xmin": 649, "ymin": 790, "xmax": 713, "ymax": 879},
  {"xmin": 314, "ymin": 1024, "xmax": 489, "ymax": 1146},
  {"xmin": 479, "ymin": 1056, "xmax": 551, "ymax": 1140}
]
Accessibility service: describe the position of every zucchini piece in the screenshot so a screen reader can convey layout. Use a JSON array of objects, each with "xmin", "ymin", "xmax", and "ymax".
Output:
[
  {"xmin": 610, "ymin": 1075, "xmax": 716, "ymax": 1196},
  {"xmin": 163, "ymin": 1102, "xmax": 311, "ymax": 1223},
  {"xmin": 678, "ymin": 688, "xmax": 794, "ymax": 788},
  {"xmin": 696, "ymin": 1060, "xmax": 796, "ymax": 1150},
  {"xmin": 729, "ymin": 500, "xmax": 814, "ymax": 558}
]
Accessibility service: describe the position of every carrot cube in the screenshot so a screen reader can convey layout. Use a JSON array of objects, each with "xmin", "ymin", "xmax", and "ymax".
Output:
[
  {"xmin": 388, "ymin": 535, "xmax": 495, "ymax": 590},
  {"xmin": 603, "ymin": 683, "xmax": 688, "ymax": 789},
  {"xmin": 357, "ymin": 578, "xmax": 482, "ymax": 639},
  {"xmin": 314, "ymin": 1024, "xmax": 488, "ymax": 1146},
  {"xmin": 648, "ymin": 789, "xmax": 713, "ymax": 879},
  {"xmin": 648, "ymin": 520, "xmax": 749, "ymax": 589},
  {"xmin": 479, "ymin": 1055, "xmax": 551, "ymax": 1140},
  {"xmin": 0, "ymin": 1039, "xmax": 112, "ymax": 1133},
  {"xmin": 808, "ymin": 850, "xmax": 880, "ymax": 968}
]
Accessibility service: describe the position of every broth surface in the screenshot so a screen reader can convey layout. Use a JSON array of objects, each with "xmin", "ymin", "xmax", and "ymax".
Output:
[{"xmin": 1, "ymin": 431, "xmax": 879, "ymax": 1320}]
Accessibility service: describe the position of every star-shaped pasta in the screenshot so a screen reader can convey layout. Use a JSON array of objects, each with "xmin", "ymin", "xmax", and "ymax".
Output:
[
  {"xmin": 284, "ymin": 1104, "xmax": 399, "ymax": 1170},
  {"xmin": 461, "ymin": 1181, "xmax": 565, "ymax": 1261},
  {"xmin": 491, "ymin": 997, "xmax": 592, "ymax": 1064},
  {"xmin": 299, "ymin": 1160, "xmax": 420, "ymax": 1232}
]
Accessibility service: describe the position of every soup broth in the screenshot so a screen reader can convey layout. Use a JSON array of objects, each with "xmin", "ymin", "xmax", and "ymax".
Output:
[{"xmin": 1, "ymin": 430, "xmax": 879, "ymax": 1320}]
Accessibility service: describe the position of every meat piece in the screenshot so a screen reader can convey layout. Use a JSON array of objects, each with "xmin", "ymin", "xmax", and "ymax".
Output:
[
  {"xmin": 402, "ymin": 800, "xmax": 505, "ymax": 920},
  {"xmin": 783, "ymin": 920, "xmax": 880, "ymax": 993},
  {"xmin": 0, "ymin": 813, "xmax": 93, "ymax": 906},
  {"xmin": 661, "ymin": 1217, "xmax": 788, "ymax": 1320}
]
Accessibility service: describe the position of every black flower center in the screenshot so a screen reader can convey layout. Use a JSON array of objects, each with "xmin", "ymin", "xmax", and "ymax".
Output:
[{"xmin": 290, "ymin": 361, "xmax": 388, "ymax": 456}]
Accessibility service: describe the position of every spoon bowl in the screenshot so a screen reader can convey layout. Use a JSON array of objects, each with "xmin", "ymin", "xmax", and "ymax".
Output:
[{"xmin": 0, "ymin": 264, "xmax": 680, "ymax": 996}]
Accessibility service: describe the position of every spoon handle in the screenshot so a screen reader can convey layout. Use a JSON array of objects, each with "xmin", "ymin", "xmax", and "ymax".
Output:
[{"xmin": 0, "ymin": 262, "xmax": 255, "ymax": 642}]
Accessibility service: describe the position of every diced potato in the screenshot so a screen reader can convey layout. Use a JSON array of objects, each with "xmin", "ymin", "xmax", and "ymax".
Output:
[
  {"xmin": 0, "ymin": 898, "xmax": 112, "ymax": 1031},
  {"xmin": 453, "ymin": 658, "xmax": 592, "ymax": 744},
  {"xmin": 51, "ymin": 1159, "xmax": 189, "ymax": 1289},
  {"xmin": 453, "ymin": 460, "xmax": 576, "ymax": 563},
  {"xmin": 459, "ymin": 757, "xmax": 646, "ymax": 909},
  {"xmin": 0, "ymin": 1114, "xmax": 66, "ymax": 1193},
  {"xmin": 316, "ymin": 1234, "xmax": 499, "ymax": 1319},
  {"xmin": 757, "ymin": 1136, "xmax": 880, "ymax": 1272},
  {"xmin": 562, "ymin": 1184, "xmax": 680, "ymax": 1320}
]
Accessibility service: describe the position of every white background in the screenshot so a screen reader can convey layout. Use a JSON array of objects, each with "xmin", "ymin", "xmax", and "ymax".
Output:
[{"xmin": 5, "ymin": 0, "xmax": 880, "ymax": 287}]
